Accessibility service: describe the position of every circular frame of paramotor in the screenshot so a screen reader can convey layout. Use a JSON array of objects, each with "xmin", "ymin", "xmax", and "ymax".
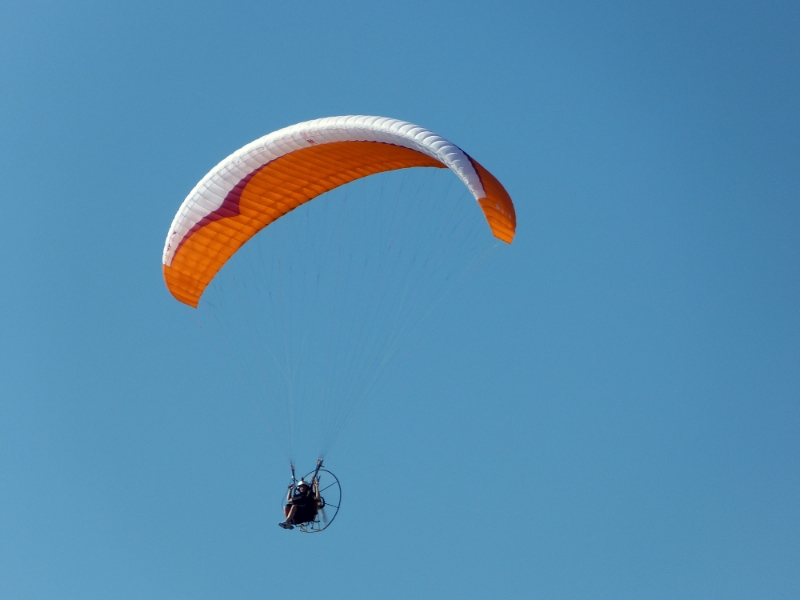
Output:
[{"xmin": 286, "ymin": 468, "xmax": 341, "ymax": 533}]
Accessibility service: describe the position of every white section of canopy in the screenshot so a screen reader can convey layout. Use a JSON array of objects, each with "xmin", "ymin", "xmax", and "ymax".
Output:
[{"xmin": 162, "ymin": 116, "xmax": 485, "ymax": 267}]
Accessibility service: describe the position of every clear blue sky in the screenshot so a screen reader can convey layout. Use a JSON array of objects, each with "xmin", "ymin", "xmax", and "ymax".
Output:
[{"xmin": 2, "ymin": 1, "xmax": 799, "ymax": 598}]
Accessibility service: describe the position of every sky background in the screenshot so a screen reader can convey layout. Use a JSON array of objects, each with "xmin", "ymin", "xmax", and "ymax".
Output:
[{"xmin": 2, "ymin": 1, "xmax": 799, "ymax": 598}]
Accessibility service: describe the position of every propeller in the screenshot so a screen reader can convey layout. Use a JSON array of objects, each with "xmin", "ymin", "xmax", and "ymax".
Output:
[{"xmin": 316, "ymin": 472, "xmax": 329, "ymax": 528}]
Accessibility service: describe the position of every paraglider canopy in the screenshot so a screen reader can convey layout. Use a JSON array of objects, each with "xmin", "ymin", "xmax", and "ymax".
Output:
[{"xmin": 162, "ymin": 116, "xmax": 516, "ymax": 307}]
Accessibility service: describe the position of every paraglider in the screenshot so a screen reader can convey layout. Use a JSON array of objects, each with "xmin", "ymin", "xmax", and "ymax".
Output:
[
  {"xmin": 163, "ymin": 116, "xmax": 515, "ymax": 532},
  {"xmin": 279, "ymin": 460, "xmax": 340, "ymax": 532}
]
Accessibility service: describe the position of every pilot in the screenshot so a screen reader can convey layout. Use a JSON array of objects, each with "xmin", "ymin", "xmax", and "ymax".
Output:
[{"xmin": 279, "ymin": 479, "xmax": 320, "ymax": 529}]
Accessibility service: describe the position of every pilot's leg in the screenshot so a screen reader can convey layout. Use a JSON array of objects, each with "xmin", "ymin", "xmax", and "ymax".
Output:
[
  {"xmin": 285, "ymin": 505, "xmax": 297, "ymax": 523},
  {"xmin": 279, "ymin": 504, "xmax": 297, "ymax": 529}
]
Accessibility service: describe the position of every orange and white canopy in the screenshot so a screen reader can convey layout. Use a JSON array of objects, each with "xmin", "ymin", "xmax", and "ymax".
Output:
[{"xmin": 163, "ymin": 115, "xmax": 516, "ymax": 307}]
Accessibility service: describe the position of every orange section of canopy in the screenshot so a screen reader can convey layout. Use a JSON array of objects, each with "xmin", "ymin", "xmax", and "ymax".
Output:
[
  {"xmin": 164, "ymin": 141, "xmax": 515, "ymax": 307},
  {"xmin": 473, "ymin": 159, "xmax": 516, "ymax": 244}
]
